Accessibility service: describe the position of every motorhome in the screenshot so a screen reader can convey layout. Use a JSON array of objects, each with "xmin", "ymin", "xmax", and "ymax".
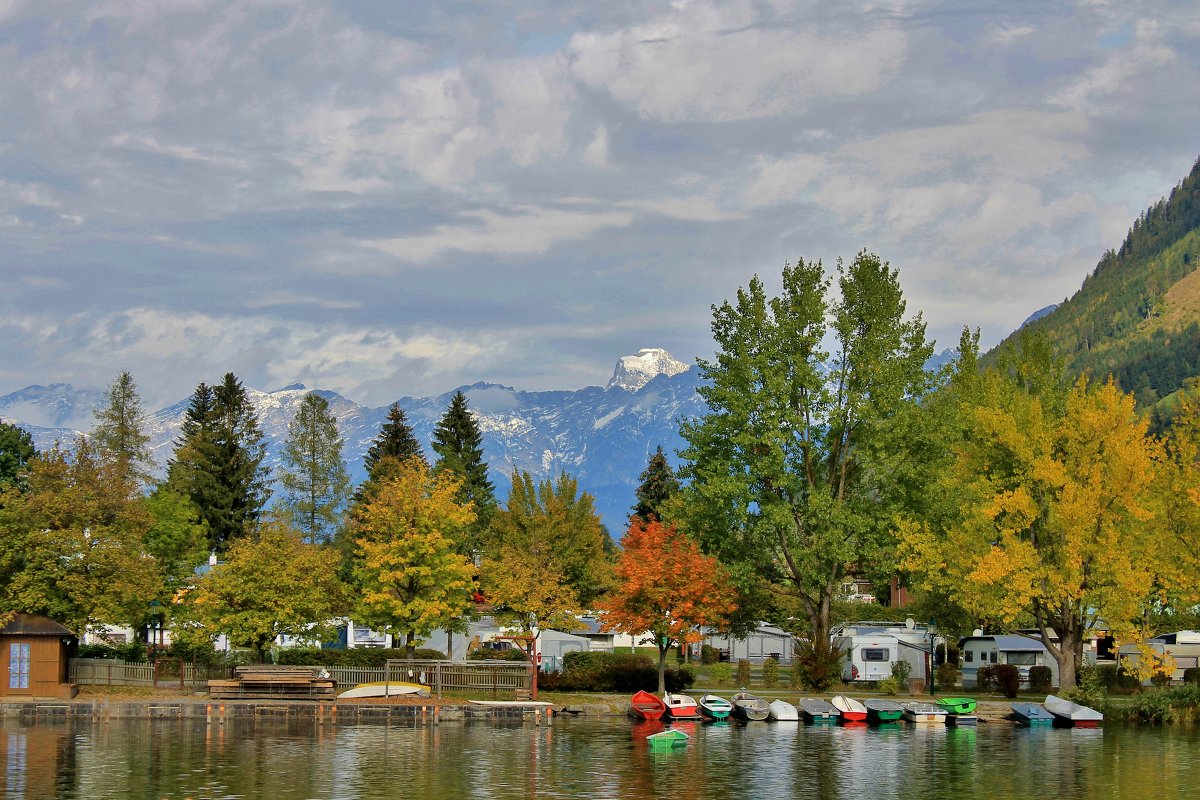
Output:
[{"xmin": 833, "ymin": 621, "xmax": 932, "ymax": 685}]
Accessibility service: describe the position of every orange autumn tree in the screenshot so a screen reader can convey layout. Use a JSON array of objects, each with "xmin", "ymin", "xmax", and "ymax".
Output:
[{"xmin": 601, "ymin": 518, "xmax": 736, "ymax": 693}]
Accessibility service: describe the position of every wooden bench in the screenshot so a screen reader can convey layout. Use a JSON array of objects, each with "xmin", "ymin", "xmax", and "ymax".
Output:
[{"xmin": 208, "ymin": 666, "xmax": 336, "ymax": 701}]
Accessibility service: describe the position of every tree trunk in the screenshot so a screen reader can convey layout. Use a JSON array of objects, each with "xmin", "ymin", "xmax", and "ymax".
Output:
[
  {"xmin": 405, "ymin": 631, "xmax": 415, "ymax": 660},
  {"xmin": 447, "ymin": 630, "xmax": 454, "ymax": 661},
  {"xmin": 658, "ymin": 640, "xmax": 669, "ymax": 694},
  {"xmin": 1056, "ymin": 627, "xmax": 1083, "ymax": 692}
]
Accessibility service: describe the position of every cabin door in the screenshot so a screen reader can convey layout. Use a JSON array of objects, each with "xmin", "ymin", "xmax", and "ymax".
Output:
[{"xmin": 6, "ymin": 641, "xmax": 32, "ymax": 696}]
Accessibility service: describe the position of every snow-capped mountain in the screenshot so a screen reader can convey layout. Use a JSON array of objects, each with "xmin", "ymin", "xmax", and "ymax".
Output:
[
  {"xmin": 606, "ymin": 348, "xmax": 691, "ymax": 392},
  {"xmin": 0, "ymin": 350, "xmax": 704, "ymax": 533}
]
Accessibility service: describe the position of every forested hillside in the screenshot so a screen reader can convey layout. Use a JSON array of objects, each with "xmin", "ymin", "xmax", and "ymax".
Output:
[{"xmin": 990, "ymin": 157, "xmax": 1200, "ymax": 419}]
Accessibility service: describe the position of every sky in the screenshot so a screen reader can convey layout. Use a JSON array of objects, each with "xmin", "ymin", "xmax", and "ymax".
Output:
[{"xmin": 2, "ymin": 0, "xmax": 1199, "ymax": 409}]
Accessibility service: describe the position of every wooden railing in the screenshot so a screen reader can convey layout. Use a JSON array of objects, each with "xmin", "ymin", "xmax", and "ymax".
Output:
[{"xmin": 69, "ymin": 659, "xmax": 233, "ymax": 690}]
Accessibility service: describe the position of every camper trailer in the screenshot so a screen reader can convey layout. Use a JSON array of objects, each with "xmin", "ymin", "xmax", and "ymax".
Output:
[
  {"xmin": 958, "ymin": 634, "xmax": 1058, "ymax": 688},
  {"xmin": 833, "ymin": 622, "xmax": 931, "ymax": 685},
  {"xmin": 1117, "ymin": 630, "xmax": 1200, "ymax": 685}
]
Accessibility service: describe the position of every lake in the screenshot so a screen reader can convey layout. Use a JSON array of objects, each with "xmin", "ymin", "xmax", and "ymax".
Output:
[{"xmin": 2, "ymin": 716, "xmax": 1196, "ymax": 799}]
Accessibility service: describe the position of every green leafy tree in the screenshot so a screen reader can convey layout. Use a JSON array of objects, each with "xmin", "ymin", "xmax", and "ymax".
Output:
[
  {"xmin": 678, "ymin": 252, "xmax": 934, "ymax": 648},
  {"xmin": 166, "ymin": 374, "xmax": 270, "ymax": 553},
  {"xmin": 431, "ymin": 390, "xmax": 496, "ymax": 555},
  {"xmin": 352, "ymin": 457, "xmax": 476, "ymax": 658},
  {"xmin": 487, "ymin": 471, "xmax": 612, "ymax": 607},
  {"xmin": 180, "ymin": 519, "xmax": 345, "ymax": 662},
  {"xmin": 0, "ymin": 439, "xmax": 161, "ymax": 635},
  {"xmin": 278, "ymin": 393, "xmax": 352, "ymax": 544},
  {"xmin": 0, "ymin": 421, "xmax": 35, "ymax": 489},
  {"xmin": 143, "ymin": 487, "xmax": 209, "ymax": 600},
  {"xmin": 91, "ymin": 370, "xmax": 154, "ymax": 485},
  {"xmin": 633, "ymin": 445, "xmax": 680, "ymax": 523}
]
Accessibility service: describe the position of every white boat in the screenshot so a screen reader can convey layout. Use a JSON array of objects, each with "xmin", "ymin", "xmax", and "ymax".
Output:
[
  {"xmin": 767, "ymin": 699, "xmax": 799, "ymax": 721},
  {"xmin": 337, "ymin": 681, "xmax": 430, "ymax": 699},
  {"xmin": 831, "ymin": 695, "xmax": 868, "ymax": 723},
  {"xmin": 901, "ymin": 701, "xmax": 948, "ymax": 724},
  {"xmin": 1044, "ymin": 695, "xmax": 1103, "ymax": 728},
  {"xmin": 663, "ymin": 692, "xmax": 701, "ymax": 719}
]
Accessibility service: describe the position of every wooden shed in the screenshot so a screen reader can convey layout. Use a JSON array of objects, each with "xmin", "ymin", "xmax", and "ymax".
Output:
[{"xmin": 1, "ymin": 613, "xmax": 78, "ymax": 699}]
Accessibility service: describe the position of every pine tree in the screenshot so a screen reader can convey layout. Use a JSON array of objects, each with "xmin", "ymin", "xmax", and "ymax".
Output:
[
  {"xmin": 431, "ymin": 390, "xmax": 495, "ymax": 554},
  {"xmin": 278, "ymin": 393, "xmax": 352, "ymax": 544},
  {"xmin": 364, "ymin": 403, "xmax": 426, "ymax": 480},
  {"xmin": 166, "ymin": 374, "xmax": 270, "ymax": 553},
  {"xmin": 632, "ymin": 445, "xmax": 679, "ymax": 523},
  {"xmin": 92, "ymin": 370, "xmax": 154, "ymax": 485}
]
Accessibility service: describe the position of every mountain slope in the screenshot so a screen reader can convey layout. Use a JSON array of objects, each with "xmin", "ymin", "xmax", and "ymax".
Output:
[{"xmin": 990, "ymin": 157, "xmax": 1200, "ymax": 410}]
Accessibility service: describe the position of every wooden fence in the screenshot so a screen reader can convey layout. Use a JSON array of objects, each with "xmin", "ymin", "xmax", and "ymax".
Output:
[
  {"xmin": 68, "ymin": 658, "xmax": 530, "ymax": 697},
  {"xmin": 69, "ymin": 659, "xmax": 233, "ymax": 690}
]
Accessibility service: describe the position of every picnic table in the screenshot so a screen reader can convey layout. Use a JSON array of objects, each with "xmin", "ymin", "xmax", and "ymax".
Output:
[{"xmin": 208, "ymin": 666, "xmax": 337, "ymax": 701}]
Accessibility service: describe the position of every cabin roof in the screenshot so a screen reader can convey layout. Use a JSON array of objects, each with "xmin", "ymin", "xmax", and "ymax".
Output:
[
  {"xmin": 958, "ymin": 634, "xmax": 1048, "ymax": 652},
  {"xmin": 0, "ymin": 613, "xmax": 75, "ymax": 637}
]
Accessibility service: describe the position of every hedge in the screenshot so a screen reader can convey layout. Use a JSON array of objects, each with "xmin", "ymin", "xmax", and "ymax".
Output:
[
  {"xmin": 275, "ymin": 647, "xmax": 446, "ymax": 667},
  {"xmin": 556, "ymin": 651, "xmax": 695, "ymax": 692}
]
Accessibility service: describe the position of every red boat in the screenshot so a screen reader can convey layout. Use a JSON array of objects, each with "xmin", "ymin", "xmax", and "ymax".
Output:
[
  {"xmin": 629, "ymin": 690, "xmax": 667, "ymax": 720},
  {"xmin": 663, "ymin": 693, "xmax": 701, "ymax": 719}
]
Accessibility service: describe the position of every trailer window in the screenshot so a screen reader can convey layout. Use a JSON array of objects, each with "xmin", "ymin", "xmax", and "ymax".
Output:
[
  {"xmin": 1006, "ymin": 652, "xmax": 1037, "ymax": 666},
  {"xmin": 964, "ymin": 651, "xmax": 973, "ymax": 663},
  {"xmin": 861, "ymin": 648, "xmax": 890, "ymax": 662}
]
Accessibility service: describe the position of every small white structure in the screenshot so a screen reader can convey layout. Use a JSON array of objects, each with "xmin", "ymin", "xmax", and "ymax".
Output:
[
  {"xmin": 1117, "ymin": 630, "xmax": 1200, "ymax": 685},
  {"xmin": 702, "ymin": 623, "xmax": 795, "ymax": 665},
  {"xmin": 833, "ymin": 621, "xmax": 934, "ymax": 685},
  {"xmin": 959, "ymin": 634, "xmax": 1058, "ymax": 688}
]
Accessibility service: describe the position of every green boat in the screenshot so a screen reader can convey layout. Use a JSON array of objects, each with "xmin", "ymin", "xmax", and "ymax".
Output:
[
  {"xmin": 936, "ymin": 697, "xmax": 977, "ymax": 715},
  {"xmin": 863, "ymin": 698, "xmax": 904, "ymax": 722},
  {"xmin": 646, "ymin": 729, "xmax": 689, "ymax": 751}
]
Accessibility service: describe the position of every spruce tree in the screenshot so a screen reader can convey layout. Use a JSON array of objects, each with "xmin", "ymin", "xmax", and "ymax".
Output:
[
  {"xmin": 167, "ymin": 374, "xmax": 270, "ymax": 553},
  {"xmin": 431, "ymin": 390, "xmax": 495, "ymax": 554},
  {"xmin": 279, "ymin": 393, "xmax": 352, "ymax": 545},
  {"xmin": 363, "ymin": 402, "xmax": 426, "ymax": 480},
  {"xmin": 92, "ymin": 370, "xmax": 154, "ymax": 485},
  {"xmin": 633, "ymin": 445, "xmax": 679, "ymax": 523}
]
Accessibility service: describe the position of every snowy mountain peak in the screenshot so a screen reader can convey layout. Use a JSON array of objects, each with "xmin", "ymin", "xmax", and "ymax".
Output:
[{"xmin": 606, "ymin": 348, "xmax": 690, "ymax": 392}]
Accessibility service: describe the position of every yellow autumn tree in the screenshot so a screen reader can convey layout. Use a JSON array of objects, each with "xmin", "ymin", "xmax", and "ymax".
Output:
[
  {"xmin": 1156, "ymin": 393, "xmax": 1200, "ymax": 609},
  {"xmin": 901, "ymin": 372, "xmax": 1164, "ymax": 690},
  {"xmin": 352, "ymin": 457, "xmax": 476, "ymax": 658}
]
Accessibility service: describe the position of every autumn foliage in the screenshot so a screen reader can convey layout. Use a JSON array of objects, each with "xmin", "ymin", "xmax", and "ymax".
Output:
[{"xmin": 601, "ymin": 518, "xmax": 735, "ymax": 692}]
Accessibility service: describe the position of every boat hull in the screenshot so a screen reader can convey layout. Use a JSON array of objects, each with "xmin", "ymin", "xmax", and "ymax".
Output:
[
  {"xmin": 902, "ymin": 703, "xmax": 948, "ymax": 724},
  {"xmin": 663, "ymin": 694, "xmax": 701, "ymax": 720},
  {"xmin": 768, "ymin": 700, "xmax": 799, "ymax": 721},
  {"xmin": 1010, "ymin": 703, "xmax": 1054, "ymax": 727},
  {"xmin": 337, "ymin": 682, "xmax": 430, "ymax": 699},
  {"xmin": 799, "ymin": 699, "xmax": 839, "ymax": 723},
  {"xmin": 936, "ymin": 697, "xmax": 978, "ymax": 715},
  {"xmin": 731, "ymin": 692, "xmax": 770, "ymax": 721},
  {"xmin": 630, "ymin": 690, "xmax": 667, "ymax": 721},
  {"xmin": 1044, "ymin": 694, "xmax": 1103, "ymax": 728},
  {"xmin": 646, "ymin": 730, "xmax": 688, "ymax": 751},
  {"xmin": 698, "ymin": 695, "xmax": 732, "ymax": 720}
]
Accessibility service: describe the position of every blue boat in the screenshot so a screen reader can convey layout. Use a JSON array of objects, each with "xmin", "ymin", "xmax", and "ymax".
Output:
[{"xmin": 1011, "ymin": 702, "xmax": 1054, "ymax": 727}]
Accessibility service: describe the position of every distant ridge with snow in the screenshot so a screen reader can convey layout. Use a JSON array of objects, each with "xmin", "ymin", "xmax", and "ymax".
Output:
[{"xmin": 606, "ymin": 348, "xmax": 691, "ymax": 392}]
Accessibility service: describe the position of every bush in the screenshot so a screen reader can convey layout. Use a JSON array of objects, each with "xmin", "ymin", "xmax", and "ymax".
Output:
[
  {"xmin": 877, "ymin": 677, "xmax": 901, "ymax": 696},
  {"xmin": 701, "ymin": 645, "xmax": 720, "ymax": 665},
  {"xmin": 556, "ymin": 651, "xmax": 684, "ymax": 692},
  {"xmin": 78, "ymin": 642, "xmax": 150, "ymax": 662},
  {"xmin": 1151, "ymin": 670, "xmax": 1173, "ymax": 688},
  {"xmin": 1129, "ymin": 684, "xmax": 1200, "ymax": 724},
  {"xmin": 937, "ymin": 662, "xmax": 959, "ymax": 689},
  {"xmin": 1094, "ymin": 663, "xmax": 1141, "ymax": 692},
  {"xmin": 793, "ymin": 641, "xmax": 844, "ymax": 692},
  {"xmin": 1029, "ymin": 666, "xmax": 1053, "ymax": 693},
  {"xmin": 468, "ymin": 647, "xmax": 527, "ymax": 662},
  {"xmin": 890, "ymin": 659, "xmax": 912, "ymax": 686},
  {"xmin": 762, "ymin": 657, "xmax": 779, "ymax": 688},
  {"xmin": 735, "ymin": 659, "xmax": 752, "ymax": 687},
  {"xmin": 709, "ymin": 663, "xmax": 733, "ymax": 686},
  {"xmin": 274, "ymin": 647, "xmax": 445, "ymax": 668},
  {"xmin": 1063, "ymin": 664, "xmax": 1106, "ymax": 710},
  {"xmin": 1184, "ymin": 668, "xmax": 1200, "ymax": 685},
  {"xmin": 992, "ymin": 664, "xmax": 1021, "ymax": 698},
  {"xmin": 667, "ymin": 665, "xmax": 696, "ymax": 692}
]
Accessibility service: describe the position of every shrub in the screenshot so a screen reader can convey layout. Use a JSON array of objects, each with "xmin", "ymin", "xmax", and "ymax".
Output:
[
  {"xmin": 1151, "ymin": 670, "xmax": 1173, "ymax": 688},
  {"xmin": 991, "ymin": 664, "xmax": 1021, "ymax": 698},
  {"xmin": 762, "ymin": 657, "xmax": 780, "ymax": 688},
  {"xmin": 1029, "ymin": 666, "xmax": 1053, "ymax": 693},
  {"xmin": 709, "ymin": 663, "xmax": 733, "ymax": 686},
  {"xmin": 1095, "ymin": 663, "xmax": 1141, "ymax": 692},
  {"xmin": 977, "ymin": 665, "xmax": 996, "ymax": 692},
  {"xmin": 1063, "ymin": 664, "xmax": 1106, "ymax": 710},
  {"xmin": 557, "ymin": 651, "xmax": 668, "ymax": 692},
  {"xmin": 890, "ymin": 659, "xmax": 912, "ymax": 686},
  {"xmin": 275, "ymin": 647, "xmax": 446, "ymax": 668},
  {"xmin": 793, "ymin": 642, "xmax": 844, "ymax": 692},
  {"xmin": 78, "ymin": 642, "xmax": 149, "ymax": 662},
  {"xmin": 667, "ymin": 665, "xmax": 696, "ymax": 692},
  {"xmin": 701, "ymin": 645, "xmax": 720, "ymax": 665},
  {"xmin": 1184, "ymin": 668, "xmax": 1200, "ymax": 685},
  {"xmin": 1129, "ymin": 684, "xmax": 1200, "ymax": 724},
  {"xmin": 735, "ymin": 659, "xmax": 752, "ymax": 687},
  {"xmin": 877, "ymin": 676, "xmax": 901, "ymax": 696},
  {"xmin": 937, "ymin": 662, "xmax": 959, "ymax": 689}
]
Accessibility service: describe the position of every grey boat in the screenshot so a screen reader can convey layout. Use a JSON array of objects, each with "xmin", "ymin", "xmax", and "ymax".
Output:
[
  {"xmin": 799, "ymin": 697, "xmax": 839, "ymax": 723},
  {"xmin": 731, "ymin": 690, "xmax": 770, "ymax": 721}
]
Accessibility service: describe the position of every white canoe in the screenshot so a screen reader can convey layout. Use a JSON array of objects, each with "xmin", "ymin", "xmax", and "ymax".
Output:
[
  {"xmin": 768, "ymin": 699, "xmax": 799, "ymax": 721},
  {"xmin": 337, "ymin": 681, "xmax": 431, "ymax": 699}
]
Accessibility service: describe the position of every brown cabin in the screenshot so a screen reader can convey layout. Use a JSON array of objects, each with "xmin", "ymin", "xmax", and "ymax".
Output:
[{"xmin": 0, "ymin": 613, "xmax": 78, "ymax": 699}]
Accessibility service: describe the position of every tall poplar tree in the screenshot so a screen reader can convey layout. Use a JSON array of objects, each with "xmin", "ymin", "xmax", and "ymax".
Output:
[
  {"xmin": 679, "ymin": 252, "xmax": 934, "ymax": 649},
  {"xmin": 92, "ymin": 370, "xmax": 154, "ymax": 485},
  {"xmin": 431, "ymin": 390, "xmax": 495, "ymax": 554},
  {"xmin": 278, "ymin": 393, "xmax": 351, "ymax": 544},
  {"xmin": 167, "ymin": 374, "xmax": 269, "ymax": 553},
  {"xmin": 632, "ymin": 445, "xmax": 679, "ymax": 523}
]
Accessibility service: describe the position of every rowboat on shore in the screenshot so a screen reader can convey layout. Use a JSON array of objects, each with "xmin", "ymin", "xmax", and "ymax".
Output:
[
  {"xmin": 630, "ymin": 690, "xmax": 667, "ymax": 721},
  {"xmin": 337, "ymin": 682, "xmax": 430, "ymax": 699},
  {"xmin": 1010, "ymin": 702, "xmax": 1055, "ymax": 727},
  {"xmin": 799, "ymin": 698, "xmax": 839, "ymax": 724},
  {"xmin": 731, "ymin": 690, "xmax": 770, "ymax": 721},
  {"xmin": 936, "ymin": 697, "xmax": 977, "ymax": 715},
  {"xmin": 902, "ymin": 701, "xmax": 948, "ymax": 724},
  {"xmin": 831, "ymin": 695, "xmax": 868, "ymax": 723},
  {"xmin": 698, "ymin": 695, "xmax": 733, "ymax": 720},
  {"xmin": 1044, "ymin": 695, "xmax": 1103, "ymax": 728},
  {"xmin": 767, "ymin": 699, "xmax": 799, "ymax": 721},
  {"xmin": 863, "ymin": 698, "xmax": 904, "ymax": 723},
  {"xmin": 663, "ymin": 693, "xmax": 701, "ymax": 720}
]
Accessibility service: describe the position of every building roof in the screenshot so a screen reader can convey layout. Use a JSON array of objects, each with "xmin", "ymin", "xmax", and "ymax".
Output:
[
  {"xmin": 959, "ymin": 634, "xmax": 1048, "ymax": 652},
  {"xmin": 0, "ymin": 613, "xmax": 75, "ymax": 637}
]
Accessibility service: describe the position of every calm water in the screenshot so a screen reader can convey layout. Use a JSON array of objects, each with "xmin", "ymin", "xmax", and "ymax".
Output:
[{"xmin": 2, "ymin": 716, "xmax": 1197, "ymax": 799}]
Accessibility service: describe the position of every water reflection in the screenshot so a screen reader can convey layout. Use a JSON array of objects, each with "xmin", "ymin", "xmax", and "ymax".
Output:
[{"xmin": 0, "ymin": 717, "xmax": 1196, "ymax": 799}]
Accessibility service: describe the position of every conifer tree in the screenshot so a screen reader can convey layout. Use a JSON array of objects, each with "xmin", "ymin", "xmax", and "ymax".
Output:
[
  {"xmin": 166, "ymin": 374, "xmax": 270, "ymax": 553},
  {"xmin": 278, "ymin": 393, "xmax": 352, "ymax": 544},
  {"xmin": 632, "ymin": 445, "xmax": 679, "ymax": 523},
  {"xmin": 92, "ymin": 370, "xmax": 154, "ymax": 485},
  {"xmin": 431, "ymin": 390, "xmax": 496, "ymax": 554},
  {"xmin": 0, "ymin": 421, "xmax": 35, "ymax": 489},
  {"xmin": 364, "ymin": 403, "xmax": 426, "ymax": 480}
]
